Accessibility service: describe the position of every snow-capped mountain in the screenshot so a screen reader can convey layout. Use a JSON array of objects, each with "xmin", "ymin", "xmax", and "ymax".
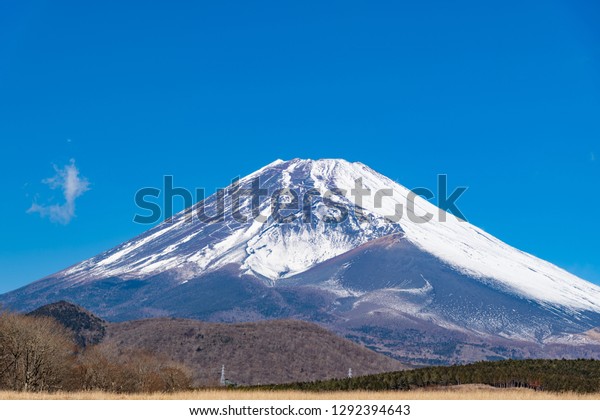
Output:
[
  {"xmin": 59, "ymin": 158, "xmax": 403, "ymax": 284},
  {"xmin": 3, "ymin": 158, "xmax": 600, "ymax": 364}
]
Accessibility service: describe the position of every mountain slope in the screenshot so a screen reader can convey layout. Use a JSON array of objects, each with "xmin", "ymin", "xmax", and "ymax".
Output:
[
  {"xmin": 3, "ymin": 158, "xmax": 600, "ymax": 364},
  {"xmin": 102, "ymin": 318, "xmax": 404, "ymax": 386}
]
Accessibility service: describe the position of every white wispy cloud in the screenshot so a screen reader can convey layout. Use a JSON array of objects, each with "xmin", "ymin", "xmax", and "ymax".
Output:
[
  {"xmin": 28, "ymin": 159, "xmax": 90, "ymax": 224},
  {"xmin": 591, "ymin": 152, "xmax": 596, "ymax": 162}
]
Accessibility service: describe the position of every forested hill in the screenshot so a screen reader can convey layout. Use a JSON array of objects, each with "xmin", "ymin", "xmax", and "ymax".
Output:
[{"xmin": 261, "ymin": 359, "xmax": 600, "ymax": 393}]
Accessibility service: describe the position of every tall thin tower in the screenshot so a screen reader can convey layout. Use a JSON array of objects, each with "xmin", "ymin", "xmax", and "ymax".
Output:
[{"xmin": 220, "ymin": 365, "xmax": 226, "ymax": 386}]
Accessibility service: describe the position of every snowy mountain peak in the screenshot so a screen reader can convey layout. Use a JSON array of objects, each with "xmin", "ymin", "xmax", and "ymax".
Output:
[
  {"xmin": 63, "ymin": 158, "xmax": 404, "ymax": 283},
  {"xmin": 56, "ymin": 158, "xmax": 600, "ymax": 313}
]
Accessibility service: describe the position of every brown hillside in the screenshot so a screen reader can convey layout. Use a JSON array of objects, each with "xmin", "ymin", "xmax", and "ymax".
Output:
[{"xmin": 102, "ymin": 318, "xmax": 404, "ymax": 386}]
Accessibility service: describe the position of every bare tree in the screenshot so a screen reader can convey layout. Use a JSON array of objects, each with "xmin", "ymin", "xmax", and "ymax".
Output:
[
  {"xmin": 74, "ymin": 345, "xmax": 191, "ymax": 393},
  {"xmin": 0, "ymin": 312, "xmax": 74, "ymax": 391}
]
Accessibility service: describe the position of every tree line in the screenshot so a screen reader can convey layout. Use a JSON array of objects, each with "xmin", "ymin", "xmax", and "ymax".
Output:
[
  {"xmin": 0, "ymin": 310, "xmax": 192, "ymax": 393},
  {"xmin": 258, "ymin": 359, "xmax": 600, "ymax": 394}
]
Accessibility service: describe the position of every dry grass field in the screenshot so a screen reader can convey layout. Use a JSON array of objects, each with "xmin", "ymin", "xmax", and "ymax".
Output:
[{"xmin": 1, "ymin": 385, "xmax": 599, "ymax": 400}]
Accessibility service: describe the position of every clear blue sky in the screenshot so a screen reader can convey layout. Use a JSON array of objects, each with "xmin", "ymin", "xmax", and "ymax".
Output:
[{"xmin": 0, "ymin": 0, "xmax": 598, "ymax": 293}]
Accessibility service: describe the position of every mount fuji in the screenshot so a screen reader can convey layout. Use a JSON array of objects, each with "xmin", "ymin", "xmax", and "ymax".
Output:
[{"xmin": 3, "ymin": 158, "xmax": 600, "ymax": 364}]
